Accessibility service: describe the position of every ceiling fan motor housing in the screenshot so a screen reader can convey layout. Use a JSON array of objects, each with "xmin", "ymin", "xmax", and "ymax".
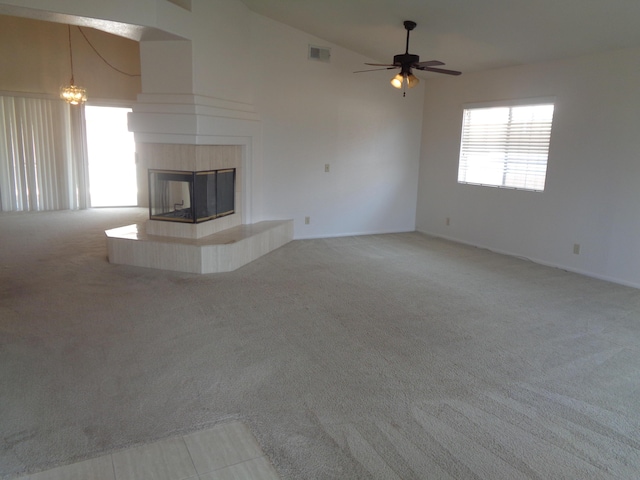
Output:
[{"xmin": 394, "ymin": 53, "xmax": 419, "ymax": 68}]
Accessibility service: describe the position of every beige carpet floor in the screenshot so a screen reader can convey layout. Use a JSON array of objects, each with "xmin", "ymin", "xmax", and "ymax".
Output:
[{"xmin": 1, "ymin": 208, "xmax": 640, "ymax": 479}]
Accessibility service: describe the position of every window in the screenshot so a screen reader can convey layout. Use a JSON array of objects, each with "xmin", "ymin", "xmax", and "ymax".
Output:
[
  {"xmin": 457, "ymin": 101, "xmax": 555, "ymax": 191},
  {"xmin": 85, "ymin": 106, "xmax": 137, "ymax": 207}
]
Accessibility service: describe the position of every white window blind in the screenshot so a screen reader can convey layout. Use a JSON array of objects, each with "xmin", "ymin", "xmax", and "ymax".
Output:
[
  {"xmin": 0, "ymin": 95, "xmax": 88, "ymax": 211},
  {"xmin": 457, "ymin": 103, "xmax": 555, "ymax": 191}
]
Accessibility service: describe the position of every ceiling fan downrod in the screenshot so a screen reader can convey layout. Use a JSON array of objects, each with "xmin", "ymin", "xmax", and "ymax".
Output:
[{"xmin": 403, "ymin": 20, "xmax": 416, "ymax": 54}]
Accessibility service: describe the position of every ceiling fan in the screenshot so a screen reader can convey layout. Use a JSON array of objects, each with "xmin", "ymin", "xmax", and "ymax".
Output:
[{"xmin": 355, "ymin": 20, "xmax": 461, "ymax": 95}]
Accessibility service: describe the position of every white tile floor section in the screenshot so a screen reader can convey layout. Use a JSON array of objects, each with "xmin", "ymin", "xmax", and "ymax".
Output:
[{"xmin": 18, "ymin": 421, "xmax": 281, "ymax": 480}]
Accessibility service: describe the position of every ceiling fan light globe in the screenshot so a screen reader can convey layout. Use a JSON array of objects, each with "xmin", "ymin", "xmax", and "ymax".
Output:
[
  {"xmin": 406, "ymin": 73, "xmax": 419, "ymax": 88},
  {"xmin": 390, "ymin": 73, "xmax": 404, "ymax": 89}
]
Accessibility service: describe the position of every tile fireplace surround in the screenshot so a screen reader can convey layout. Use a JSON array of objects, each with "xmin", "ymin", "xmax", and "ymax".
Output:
[{"xmin": 106, "ymin": 144, "xmax": 293, "ymax": 274}]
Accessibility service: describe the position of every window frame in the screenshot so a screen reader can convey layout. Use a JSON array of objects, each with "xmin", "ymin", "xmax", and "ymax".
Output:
[{"xmin": 457, "ymin": 97, "xmax": 556, "ymax": 192}]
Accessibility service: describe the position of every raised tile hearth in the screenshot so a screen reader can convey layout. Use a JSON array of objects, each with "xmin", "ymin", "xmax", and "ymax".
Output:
[{"xmin": 106, "ymin": 220, "xmax": 293, "ymax": 274}]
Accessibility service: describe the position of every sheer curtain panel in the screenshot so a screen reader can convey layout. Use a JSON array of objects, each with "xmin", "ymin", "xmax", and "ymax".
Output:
[{"xmin": 0, "ymin": 95, "xmax": 89, "ymax": 211}]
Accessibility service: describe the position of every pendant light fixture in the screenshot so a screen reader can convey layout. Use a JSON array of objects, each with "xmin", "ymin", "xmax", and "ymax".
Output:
[{"xmin": 60, "ymin": 25, "xmax": 87, "ymax": 105}]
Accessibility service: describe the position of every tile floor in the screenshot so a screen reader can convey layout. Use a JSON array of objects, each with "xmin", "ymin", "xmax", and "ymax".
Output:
[{"xmin": 17, "ymin": 421, "xmax": 281, "ymax": 480}]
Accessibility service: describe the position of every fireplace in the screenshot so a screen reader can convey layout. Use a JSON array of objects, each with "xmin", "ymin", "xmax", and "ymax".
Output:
[
  {"xmin": 106, "ymin": 117, "xmax": 294, "ymax": 273},
  {"xmin": 148, "ymin": 168, "xmax": 235, "ymax": 223}
]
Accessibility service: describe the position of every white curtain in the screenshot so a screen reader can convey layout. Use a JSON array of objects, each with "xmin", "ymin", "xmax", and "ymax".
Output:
[{"xmin": 0, "ymin": 95, "xmax": 89, "ymax": 211}]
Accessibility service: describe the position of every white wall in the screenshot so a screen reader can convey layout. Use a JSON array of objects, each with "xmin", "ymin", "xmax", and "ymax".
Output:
[
  {"xmin": 416, "ymin": 47, "xmax": 640, "ymax": 287},
  {"xmin": 140, "ymin": 40, "xmax": 193, "ymax": 94},
  {"xmin": 251, "ymin": 14, "xmax": 424, "ymax": 239},
  {"xmin": 190, "ymin": 0, "xmax": 253, "ymax": 104},
  {"xmin": 138, "ymin": 0, "xmax": 254, "ymax": 102}
]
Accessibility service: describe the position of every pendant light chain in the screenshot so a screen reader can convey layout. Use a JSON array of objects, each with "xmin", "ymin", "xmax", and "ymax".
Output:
[
  {"xmin": 68, "ymin": 25, "xmax": 75, "ymax": 84},
  {"xmin": 77, "ymin": 27, "xmax": 141, "ymax": 77}
]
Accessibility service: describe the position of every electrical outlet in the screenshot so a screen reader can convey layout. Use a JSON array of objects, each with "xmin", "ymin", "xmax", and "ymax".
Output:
[
  {"xmin": 573, "ymin": 243, "xmax": 580, "ymax": 255},
  {"xmin": 446, "ymin": 217, "xmax": 450, "ymax": 226},
  {"xmin": 305, "ymin": 216, "xmax": 310, "ymax": 225},
  {"xmin": 324, "ymin": 164, "xmax": 330, "ymax": 173}
]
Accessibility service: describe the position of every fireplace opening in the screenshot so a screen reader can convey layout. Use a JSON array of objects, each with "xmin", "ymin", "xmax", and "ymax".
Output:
[{"xmin": 148, "ymin": 168, "xmax": 235, "ymax": 223}]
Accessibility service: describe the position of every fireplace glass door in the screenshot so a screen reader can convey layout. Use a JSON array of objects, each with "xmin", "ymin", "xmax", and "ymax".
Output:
[{"xmin": 149, "ymin": 169, "xmax": 235, "ymax": 223}]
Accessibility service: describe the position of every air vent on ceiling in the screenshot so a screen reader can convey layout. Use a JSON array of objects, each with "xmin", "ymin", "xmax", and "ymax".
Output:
[{"xmin": 309, "ymin": 45, "xmax": 331, "ymax": 62}]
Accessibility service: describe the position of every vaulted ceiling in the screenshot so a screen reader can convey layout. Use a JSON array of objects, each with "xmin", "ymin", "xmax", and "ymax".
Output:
[{"xmin": 240, "ymin": 0, "xmax": 640, "ymax": 75}]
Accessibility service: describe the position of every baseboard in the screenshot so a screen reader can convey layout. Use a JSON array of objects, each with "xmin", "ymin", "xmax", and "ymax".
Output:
[
  {"xmin": 415, "ymin": 229, "xmax": 640, "ymax": 290},
  {"xmin": 294, "ymin": 228, "xmax": 416, "ymax": 241}
]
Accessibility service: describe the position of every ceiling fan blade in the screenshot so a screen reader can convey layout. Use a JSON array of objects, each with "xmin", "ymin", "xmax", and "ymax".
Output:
[
  {"xmin": 420, "ymin": 66, "xmax": 462, "ymax": 76},
  {"xmin": 354, "ymin": 67, "xmax": 398, "ymax": 73},
  {"xmin": 364, "ymin": 62, "xmax": 397, "ymax": 67},
  {"xmin": 414, "ymin": 60, "xmax": 445, "ymax": 68}
]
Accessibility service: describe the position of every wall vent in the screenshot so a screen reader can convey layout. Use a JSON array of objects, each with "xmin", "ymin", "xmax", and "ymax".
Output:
[{"xmin": 308, "ymin": 45, "xmax": 331, "ymax": 62}]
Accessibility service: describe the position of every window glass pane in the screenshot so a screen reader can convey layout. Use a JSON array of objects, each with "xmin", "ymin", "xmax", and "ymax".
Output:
[
  {"xmin": 458, "ymin": 103, "xmax": 554, "ymax": 191},
  {"xmin": 85, "ymin": 106, "xmax": 137, "ymax": 207}
]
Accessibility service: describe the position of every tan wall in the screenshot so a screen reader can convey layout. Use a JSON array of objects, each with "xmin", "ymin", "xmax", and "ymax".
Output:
[{"xmin": 0, "ymin": 14, "xmax": 141, "ymax": 101}]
